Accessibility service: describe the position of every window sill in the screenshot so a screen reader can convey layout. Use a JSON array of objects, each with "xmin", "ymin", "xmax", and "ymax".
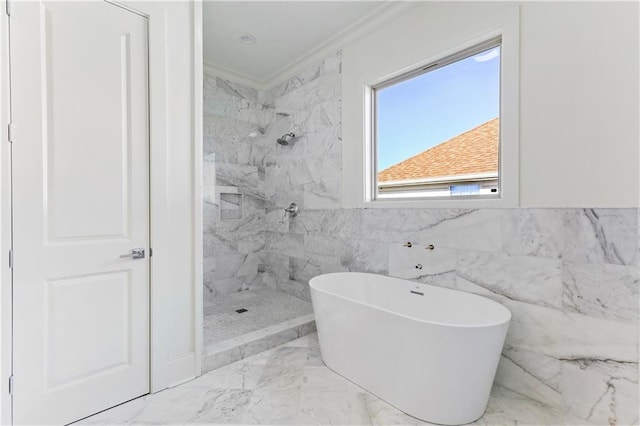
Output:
[{"xmin": 364, "ymin": 195, "xmax": 516, "ymax": 209}]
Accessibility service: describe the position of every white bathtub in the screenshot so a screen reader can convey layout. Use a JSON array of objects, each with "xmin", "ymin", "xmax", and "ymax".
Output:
[{"xmin": 309, "ymin": 272, "xmax": 511, "ymax": 425}]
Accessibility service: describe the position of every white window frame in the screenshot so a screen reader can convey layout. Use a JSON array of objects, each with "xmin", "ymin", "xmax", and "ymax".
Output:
[
  {"xmin": 370, "ymin": 37, "xmax": 502, "ymax": 202},
  {"xmin": 361, "ymin": 30, "xmax": 518, "ymax": 209},
  {"xmin": 341, "ymin": 2, "xmax": 520, "ymax": 210}
]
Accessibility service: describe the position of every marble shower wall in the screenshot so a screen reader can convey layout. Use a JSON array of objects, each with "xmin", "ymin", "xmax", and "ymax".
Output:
[
  {"xmin": 261, "ymin": 53, "xmax": 343, "ymax": 300},
  {"xmin": 203, "ymin": 73, "xmax": 274, "ymax": 306},
  {"xmin": 203, "ymin": 52, "xmax": 342, "ymax": 305}
]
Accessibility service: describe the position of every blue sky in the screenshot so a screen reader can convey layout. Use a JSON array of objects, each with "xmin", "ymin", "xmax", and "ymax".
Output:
[{"xmin": 377, "ymin": 47, "xmax": 500, "ymax": 171}]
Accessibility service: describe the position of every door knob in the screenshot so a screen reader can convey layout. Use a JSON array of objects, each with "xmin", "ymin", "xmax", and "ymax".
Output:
[{"xmin": 119, "ymin": 248, "xmax": 145, "ymax": 259}]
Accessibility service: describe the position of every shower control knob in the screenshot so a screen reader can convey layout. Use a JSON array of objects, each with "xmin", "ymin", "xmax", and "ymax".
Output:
[{"xmin": 284, "ymin": 203, "xmax": 299, "ymax": 217}]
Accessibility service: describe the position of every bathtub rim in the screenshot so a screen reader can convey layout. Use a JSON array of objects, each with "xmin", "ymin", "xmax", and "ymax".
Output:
[{"xmin": 310, "ymin": 271, "xmax": 511, "ymax": 329}]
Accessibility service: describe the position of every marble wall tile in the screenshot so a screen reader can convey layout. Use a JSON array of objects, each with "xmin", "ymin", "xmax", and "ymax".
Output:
[
  {"xmin": 213, "ymin": 254, "xmax": 261, "ymax": 280},
  {"xmin": 261, "ymin": 252, "xmax": 289, "ymax": 292},
  {"xmin": 237, "ymin": 137, "xmax": 266, "ymax": 168},
  {"xmin": 263, "ymin": 51, "xmax": 341, "ymax": 104},
  {"xmin": 204, "ymin": 96, "xmax": 267, "ymax": 126},
  {"xmin": 302, "ymin": 163, "xmax": 341, "ymax": 210},
  {"xmin": 303, "ymin": 99, "xmax": 341, "ymax": 133},
  {"xmin": 277, "ymin": 279, "xmax": 312, "ymax": 302},
  {"xmin": 457, "ymin": 251, "xmax": 563, "ymax": 309},
  {"xmin": 265, "ymin": 165, "xmax": 304, "ymax": 209},
  {"xmin": 362, "ymin": 208, "xmax": 422, "ymax": 243},
  {"xmin": 204, "ymin": 76, "xmax": 269, "ymax": 297},
  {"xmin": 290, "ymin": 209, "xmax": 363, "ymax": 239},
  {"xmin": 216, "ymin": 77, "xmax": 259, "ymax": 103},
  {"xmin": 340, "ymin": 238, "xmax": 389, "ymax": 274},
  {"xmin": 303, "ymin": 234, "xmax": 343, "ymax": 266},
  {"xmin": 303, "ymin": 70, "xmax": 341, "ymax": 111},
  {"xmin": 562, "ymin": 209, "xmax": 638, "ymax": 266},
  {"xmin": 418, "ymin": 209, "xmax": 503, "ymax": 252},
  {"xmin": 273, "ymin": 86, "xmax": 305, "ymax": 115},
  {"xmin": 262, "ymin": 114, "xmax": 293, "ymax": 166},
  {"xmin": 388, "ymin": 243, "xmax": 456, "ymax": 279},
  {"xmin": 215, "ymin": 163, "xmax": 265, "ymax": 201},
  {"xmin": 289, "ymin": 255, "xmax": 348, "ymax": 285},
  {"xmin": 205, "ymin": 276, "xmax": 244, "ymax": 300},
  {"xmin": 204, "ymin": 231, "xmax": 238, "ymax": 256},
  {"xmin": 213, "ymin": 220, "xmax": 265, "ymax": 256},
  {"xmin": 502, "ymin": 209, "xmax": 564, "ymax": 258},
  {"xmin": 563, "ymin": 261, "xmax": 639, "ymax": 321},
  {"xmin": 203, "ymin": 196, "xmax": 218, "ymax": 234},
  {"xmin": 304, "ymin": 125, "xmax": 341, "ymax": 166},
  {"xmin": 265, "ymin": 232, "xmax": 304, "ymax": 259},
  {"xmin": 414, "ymin": 271, "xmax": 458, "ymax": 290},
  {"xmin": 204, "ymin": 114, "xmax": 260, "ymax": 161},
  {"xmin": 265, "ymin": 208, "xmax": 290, "ymax": 234},
  {"xmin": 203, "ymin": 153, "xmax": 216, "ymax": 186}
]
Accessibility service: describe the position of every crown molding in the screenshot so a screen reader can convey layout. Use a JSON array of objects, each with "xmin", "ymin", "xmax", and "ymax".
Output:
[
  {"xmin": 204, "ymin": 1, "xmax": 422, "ymax": 92},
  {"xmin": 262, "ymin": 1, "xmax": 420, "ymax": 90},
  {"xmin": 203, "ymin": 61, "xmax": 267, "ymax": 91}
]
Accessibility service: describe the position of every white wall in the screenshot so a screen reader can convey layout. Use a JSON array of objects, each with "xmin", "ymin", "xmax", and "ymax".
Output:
[
  {"xmin": 519, "ymin": 1, "xmax": 639, "ymax": 207},
  {"xmin": 342, "ymin": 1, "xmax": 639, "ymax": 208}
]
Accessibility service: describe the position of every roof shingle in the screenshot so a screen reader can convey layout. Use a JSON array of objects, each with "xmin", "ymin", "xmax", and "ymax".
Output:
[{"xmin": 378, "ymin": 118, "xmax": 499, "ymax": 183}]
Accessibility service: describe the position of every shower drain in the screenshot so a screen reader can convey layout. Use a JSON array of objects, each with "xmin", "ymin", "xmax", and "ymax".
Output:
[{"xmin": 235, "ymin": 308, "xmax": 248, "ymax": 313}]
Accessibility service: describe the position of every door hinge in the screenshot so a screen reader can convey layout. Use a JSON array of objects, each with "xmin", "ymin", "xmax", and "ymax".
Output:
[
  {"xmin": 149, "ymin": 248, "xmax": 153, "ymax": 257},
  {"xmin": 5, "ymin": 0, "xmax": 10, "ymax": 16},
  {"xmin": 7, "ymin": 123, "xmax": 14, "ymax": 143},
  {"xmin": 8, "ymin": 376, "xmax": 13, "ymax": 395},
  {"xmin": 8, "ymin": 250, "xmax": 12, "ymax": 269}
]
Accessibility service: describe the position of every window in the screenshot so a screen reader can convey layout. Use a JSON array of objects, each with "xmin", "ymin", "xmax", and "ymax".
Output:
[{"xmin": 371, "ymin": 38, "xmax": 501, "ymax": 201}]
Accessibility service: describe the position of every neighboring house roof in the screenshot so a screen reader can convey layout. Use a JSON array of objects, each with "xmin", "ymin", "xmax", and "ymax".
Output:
[{"xmin": 378, "ymin": 118, "xmax": 499, "ymax": 183}]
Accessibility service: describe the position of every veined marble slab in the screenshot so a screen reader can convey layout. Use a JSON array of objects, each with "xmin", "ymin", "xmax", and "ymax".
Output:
[{"xmin": 80, "ymin": 333, "xmax": 564, "ymax": 426}]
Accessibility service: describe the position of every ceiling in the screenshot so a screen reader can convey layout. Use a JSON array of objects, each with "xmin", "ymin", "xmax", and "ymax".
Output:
[{"xmin": 203, "ymin": 1, "xmax": 387, "ymax": 85}]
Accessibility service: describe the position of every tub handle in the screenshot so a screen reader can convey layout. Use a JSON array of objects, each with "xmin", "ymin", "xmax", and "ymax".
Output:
[
  {"xmin": 415, "ymin": 264, "xmax": 423, "ymax": 269},
  {"xmin": 403, "ymin": 242, "xmax": 412, "ymax": 248},
  {"xmin": 425, "ymin": 244, "xmax": 435, "ymax": 250}
]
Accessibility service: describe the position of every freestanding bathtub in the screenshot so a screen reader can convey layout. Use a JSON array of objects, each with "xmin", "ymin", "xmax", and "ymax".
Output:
[{"xmin": 309, "ymin": 272, "xmax": 511, "ymax": 425}]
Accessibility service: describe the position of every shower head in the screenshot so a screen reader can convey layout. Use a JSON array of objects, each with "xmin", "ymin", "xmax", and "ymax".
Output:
[{"xmin": 276, "ymin": 133, "xmax": 295, "ymax": 146}]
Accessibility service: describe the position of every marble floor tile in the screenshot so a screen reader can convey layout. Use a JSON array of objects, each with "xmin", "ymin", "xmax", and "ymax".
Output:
[{"xmin": 79, "ymin": 333, "xmax": 561, "ymax": 426}]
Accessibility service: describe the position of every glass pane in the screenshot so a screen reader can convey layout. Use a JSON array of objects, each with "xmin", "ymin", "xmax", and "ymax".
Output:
[{"xmin": 376, "ymin": 45, "xmax": 500, "ymax": 198}]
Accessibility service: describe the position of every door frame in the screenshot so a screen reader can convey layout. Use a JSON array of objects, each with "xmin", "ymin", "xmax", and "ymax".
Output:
[{"xmin": 0, "ymin": 0, "xmax": 203, "ymax": 422}]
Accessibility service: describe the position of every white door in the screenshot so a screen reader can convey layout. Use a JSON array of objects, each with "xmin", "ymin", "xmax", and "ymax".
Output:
[{"xmin": 10, "ymin": 1, "xmax": 150, "ymax": 424}]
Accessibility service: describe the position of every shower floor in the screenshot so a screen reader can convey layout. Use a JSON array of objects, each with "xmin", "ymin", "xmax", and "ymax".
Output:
[{"xmin": 203, "ymin": 289, "xmax": 315, "ymax": 372}]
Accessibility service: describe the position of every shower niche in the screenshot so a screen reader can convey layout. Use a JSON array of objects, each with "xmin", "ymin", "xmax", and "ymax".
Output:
[{"xmin": 219, "ymin": 192, "xmax": 242, "ymax": 221}]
